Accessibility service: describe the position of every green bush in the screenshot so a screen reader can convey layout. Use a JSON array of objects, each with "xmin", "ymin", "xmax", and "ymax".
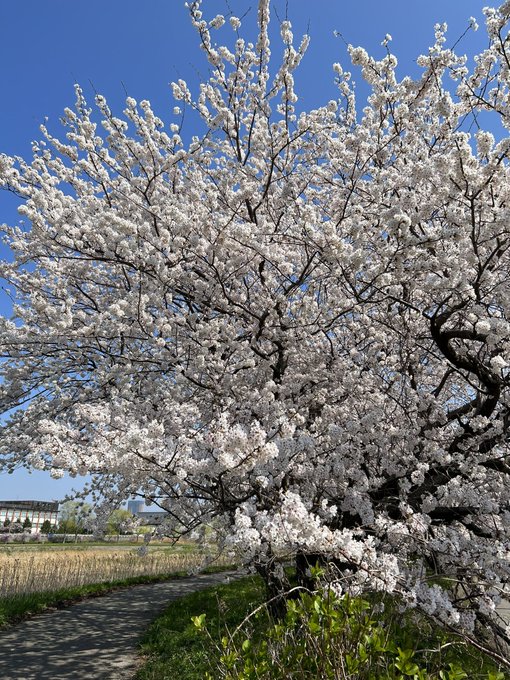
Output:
[
  {"xmin": 137, "ymin": 575, "xmax": 266, "ymax": 679},
  {"xmin": 193, "ymin": 587, "xmax": 507, "ymax": 680}
]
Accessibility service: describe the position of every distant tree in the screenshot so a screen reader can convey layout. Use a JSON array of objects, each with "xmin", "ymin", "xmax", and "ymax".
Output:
[
  {"xmin": 11, "ymin": 519, "xmax": 23, "ymax": 534},
  {"xmin": 22, "ymin": 517, "xmax": 32, "ymax": 531},
  {"xmin": 58, "ymin": 501, "xmax": 95, "ymax": 539},
  {"xmin": 40, "ymin": 519, "xmax": 53, "ymax": 534},
  {"xmin": 106, "ymin": 509, "xmax": 135, "ymax": 540},
  {"xmin": 3, "ymin": 518, "xmax": 10, "ymax": 529}
]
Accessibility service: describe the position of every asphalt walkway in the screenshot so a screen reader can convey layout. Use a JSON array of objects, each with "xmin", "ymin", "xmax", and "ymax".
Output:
[{"xmin": 0, "ymin": 570, "xmax": 238, "ymax": 680}]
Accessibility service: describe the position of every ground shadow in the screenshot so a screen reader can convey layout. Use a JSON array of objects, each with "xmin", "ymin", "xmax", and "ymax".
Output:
[{"xmin": 0, "ymin": 571, "xmax": 236, "ymax": 679}]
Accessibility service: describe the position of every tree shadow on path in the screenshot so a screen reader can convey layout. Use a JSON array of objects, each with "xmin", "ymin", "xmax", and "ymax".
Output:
[{"xmin": 0, "ymin": 571, "xmax": 237, "ymax": 679}]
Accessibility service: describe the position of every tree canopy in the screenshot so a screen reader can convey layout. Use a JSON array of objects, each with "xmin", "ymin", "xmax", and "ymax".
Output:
[
  {"xmin": 57, "ymin": 501, "xmax": 94, "ymax": 534},
  {"xmin": 2, "ymin": 0, "xmax": 510, "ymax": 652}
]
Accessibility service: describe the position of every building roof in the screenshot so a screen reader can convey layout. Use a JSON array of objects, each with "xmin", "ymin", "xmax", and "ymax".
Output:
[{"xmin": 0, "ymin": 500, "xmax": 59, "ymax": 512}]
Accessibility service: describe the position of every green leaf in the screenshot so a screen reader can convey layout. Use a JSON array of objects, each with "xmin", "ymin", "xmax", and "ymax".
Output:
[
  {"xmin": 397, "ymin": 648, "xmax": 415, "ymax": 663},
  {"xmin": 190, "ymin": 613, "xmax": 206, "ymax": 630}
]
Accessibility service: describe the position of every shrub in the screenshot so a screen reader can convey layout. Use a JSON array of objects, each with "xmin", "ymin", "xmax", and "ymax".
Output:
[{"xmin": 194, "ymin": 588, "xmax": 507, "ymax": 679}]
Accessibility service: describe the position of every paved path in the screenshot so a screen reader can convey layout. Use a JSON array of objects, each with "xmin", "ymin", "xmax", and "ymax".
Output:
[{"xmin": 0, "ymin": 571, "xmax": 239, "ymax": 679}]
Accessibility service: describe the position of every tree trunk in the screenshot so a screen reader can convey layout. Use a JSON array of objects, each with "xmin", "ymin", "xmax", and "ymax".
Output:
[
  {"xmin": 255, "ymin": 558, "xmax": 291, "ymax": 620},
  {"xmin": 295, "ymin": 551, "xmax": 322, "ymax": 591}
]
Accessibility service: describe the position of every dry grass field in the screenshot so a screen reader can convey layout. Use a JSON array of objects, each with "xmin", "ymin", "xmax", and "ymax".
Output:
[{"xmin": 0, "ymin": 544, "xmax": 230, "ymax": 597}]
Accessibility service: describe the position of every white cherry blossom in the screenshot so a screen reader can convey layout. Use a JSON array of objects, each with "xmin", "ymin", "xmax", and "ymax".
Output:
[{"xmin": 1, "ymin": 0, "xmax": 510, "ymax": 650}]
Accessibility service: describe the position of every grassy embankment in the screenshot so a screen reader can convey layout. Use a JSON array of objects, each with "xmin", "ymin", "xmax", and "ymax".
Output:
[
  {"xmin": 136, "ymin": 575, "xmax": 509, "ymax": 679},
  {"xmin": 0, "ymin": 542, "xmax": 231, "ymax": 627}
]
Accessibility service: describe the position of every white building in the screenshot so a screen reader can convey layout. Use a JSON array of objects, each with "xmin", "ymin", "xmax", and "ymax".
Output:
[{"xmin": 0, "ymin": 500, "xmax": 59, "ymax": 533}]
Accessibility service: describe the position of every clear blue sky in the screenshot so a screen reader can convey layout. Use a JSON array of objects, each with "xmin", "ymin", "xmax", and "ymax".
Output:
[{"xmin": 0, "ymin": 0, "xmax": 491, "ymax": 501}]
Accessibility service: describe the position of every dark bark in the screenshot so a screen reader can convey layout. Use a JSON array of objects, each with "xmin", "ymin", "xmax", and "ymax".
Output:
[
  {"xmin": 295, "ymin": 551, "xmax": 359, "ymax": 591},
  {"xmin": 255, "ymin": 559, "xmax": 291, "ymax": 620},
  {"xmin": 295, "ymin": 551, "xmax": 322, "ymax": 591}
]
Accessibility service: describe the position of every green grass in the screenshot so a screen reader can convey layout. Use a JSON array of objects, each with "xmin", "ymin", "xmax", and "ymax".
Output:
[
  {"xmin": 135, "ymin": 576, "xmax": 509, "ymax": 680},
  {"xmin": 136, "ymin": 575, "xmax": 266, "ymax": 679},
  {"xmin": 0, "ymin": 540, "xmax": 197, "ymax": 553},
  {"xmin": 0, "ymin": 565, "xmax": 234, "ymax": 628},
  {"xmin": 366, "ymin": 592, "xmax": 507, "ymax": 678}
]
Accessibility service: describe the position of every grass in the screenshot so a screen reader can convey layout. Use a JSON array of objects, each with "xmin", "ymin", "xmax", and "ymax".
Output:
[
  {"xmin": 366, "ymin": 592, "xmax": 507, "ymax": 678},
  {"xmin": 0, "ymin": 544, "xmax": 230, "ymax": 598},
  {"xmin": 0, "ymin": 565, "xmax": 234, "ymax": 628},
  {"xmin": 136, "ymin": 574, "xmax": 266, "ymax": 679},
  {"xmin": 135, "ymin": 576, "xmax": 509, "ymax": 680},
  {"xmin": 0, "ymin": 539, "xmax": 199, "ymax": 552}
]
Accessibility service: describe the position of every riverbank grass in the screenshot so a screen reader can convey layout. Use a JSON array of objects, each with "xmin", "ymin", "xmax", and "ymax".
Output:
[
  {"xmin": 136, "ymin": 576, "xmax": 508, "ymax": 679},
  {"xmin": 0, "ymin": 566, "xmax": 233, "ymax": 628},
  {"xmin": 137, "ymin": 575, "xmax": 265, "ymax": 679}
]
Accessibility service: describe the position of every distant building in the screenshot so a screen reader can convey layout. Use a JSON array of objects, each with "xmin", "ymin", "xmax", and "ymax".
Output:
[
  {"xmin": 0, "ymin": 500, "xmax": 59, "ymax": 533},
  {"xmin": 135, "ymin": 511, "xmax": 168, "ymax": 526},
  {"xmin": 127, "ymin": 499, "xmax": 144, "ymax": 515},
  {"xmin": 126, "ymin": 500, "xmax": 169, "ymax": 526}
]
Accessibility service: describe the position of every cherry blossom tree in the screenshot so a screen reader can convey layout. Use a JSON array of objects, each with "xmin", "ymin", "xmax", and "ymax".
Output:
[{"xmin": 2, "ymin": 0, "xmax": 510, "ymax": 652}]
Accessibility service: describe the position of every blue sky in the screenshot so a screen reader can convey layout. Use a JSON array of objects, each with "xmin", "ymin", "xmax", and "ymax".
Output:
[{"xmin": 0, "ymin": 0, "xmax": 493, "ymax": 501}]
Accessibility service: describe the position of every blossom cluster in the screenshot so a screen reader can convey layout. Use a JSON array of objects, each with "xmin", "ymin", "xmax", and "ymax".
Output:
[{"xmin": 1, "ymin": 0, "xmax": 510, "ymax": 646}]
